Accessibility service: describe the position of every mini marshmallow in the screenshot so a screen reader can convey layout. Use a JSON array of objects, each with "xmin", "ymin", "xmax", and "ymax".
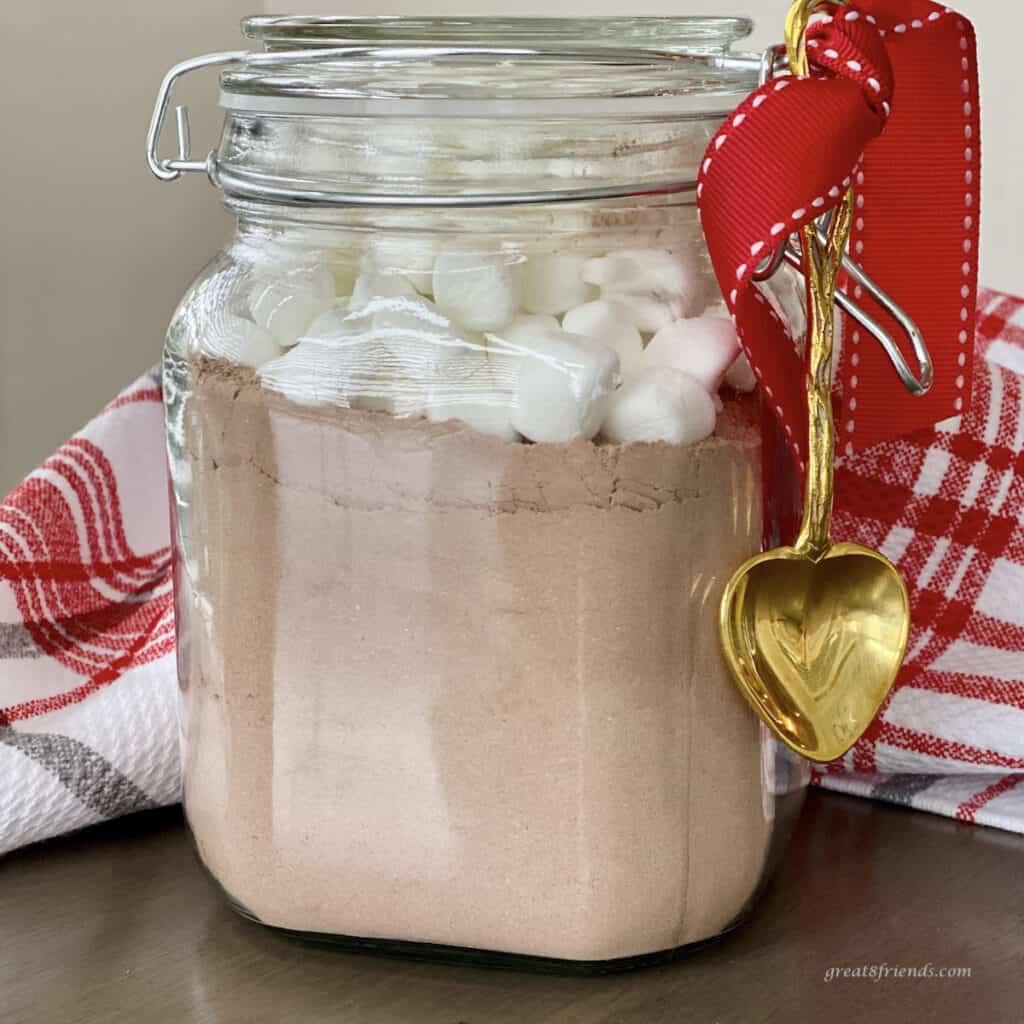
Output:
[
  {"xmin": 433, "ymin": 244, "xmax": 523, "ymax": 332},
  {"xmin": 724, "ymin": 352, "xmax": 758, "ymax": 393},
  {"xmin": 521, "ymin": 253, "xmax": 597, "ymax": 316},
  {"xmin": 562, "ymin": 300, "xmax": 644, "ymax": 376},
  {"xmin": 202, "ymin": 314, "xmax": 284, "ymax": 369},
  {"xmin": 582, "ymin": 248, "xmax": 702, "ymax": 333},
  {"xmin": 258, "ymin": 336, "xmax": 398, "ymax": 412},
  {"xmin": 327, "ymin": 260, "xmax": 361, "ymax": 299},
  {"xmin": 497, "ymin": 314, "xmax": 561, "ymax": 348},
  {"xmin": 351, "ymin": 268, "xmax": 419, "ymax": 309},
  {"xmin": 643, "ymin": 315, "xmax": 741, "ymax": 393},
  {"xmin": 426, "ymin": 349, "xmax": 520, "ymax": 441},
  {"xmin": 510, "ymin": 326, "xmax": 620, "ymax": 443},
  {"xmin": 253, "ymin": 260, "xmax": 335, "ymax": 301},
  {"xmin": 301, "ymin": 294, "xmax": 479, "ymax": 415},
  {"xmin": 601, "ymin": 367, "xmax": 717, "ymax": 445},
  {"xmin": 370, "ymin": 235, "xmax": 439, "ymax": 296},
  {"xmin": 250, "ymin": 264, "xmax": 335, "ymax": 346}
]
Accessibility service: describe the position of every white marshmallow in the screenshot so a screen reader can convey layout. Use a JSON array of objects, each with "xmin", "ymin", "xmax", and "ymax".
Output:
[
  {"xmin": 202, "ymin": 314, "xmax": 284, "ymax": 369},
  {"xmin": 643, "ymin": 316, "xmax": 741, "ymax": 393},
  {"xmin": 521, "ymin": 253, "xmax": 597, "ymax": 316},
  {"xmin": 426, "ymin": 349, "xmax": 520, "ymax": 441},
  {"xmin": 327, "ymin": 260, "xmax": 361, "ymax": 299},
  {"xmin": 252, "ymin": 260, "xmax": 335, "ymax": 299},
  {"xmin": 249, "ymin": 288, "xmax": 329, "ymax": 348},
  {"xmin": 351, "ymin": 268, "xmax": 419, "ymax": 309},
  {"xmin": 582, "ymin": 248, "xmax": 702, "ymax": 332},
  {"xmin": 432, "ymin": 244, "xmax": 523, "ymax": 331},
  {"xmin": 724, "ymin": 352, "xmax": 758, "ymax": 393},
  {"xmin": 562, "ymin": 300, "xmax": 644, "ymax": 376},
  {"xmin": 601, "ymin": 367, "xmax": 717, "ymax": 445},
  {"xmin": 249, "ymin": 264, "xmax": 334, "ymax": 344},
  {"xmin": 305, "ymin": 265, "xmax": 337, "ymax": 302},
  {"xmin": 370, "ymin": 235, "xmax": 439, "ymax": 296},
  {"xmin": 258, "ymin": 336, "xmax": 397, "ymax": 412},
  {"xmin": 300, "ymin": 294, "xmax": 479, "ymax": 415},
  {"xmin": 510, "ymin": 326, "xmax": 620, "ymax": 443},
  {"xmin": 495, "ymin": 314, "xmax": 561, "ymax": 347}
]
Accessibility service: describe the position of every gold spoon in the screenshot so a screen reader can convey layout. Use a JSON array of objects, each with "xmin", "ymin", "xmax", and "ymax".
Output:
[{"xmin": 719, "ymin": 0, "xmax": 910, "ymax": 764}]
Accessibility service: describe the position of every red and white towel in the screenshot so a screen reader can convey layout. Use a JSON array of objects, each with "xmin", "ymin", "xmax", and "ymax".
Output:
[
  {"xmin": 817, "ymin": 287, "xmax": 1024, "ymax": 830},
  {"xmin": 2, "ymin": 289, "xmax": 1023, "ymax": 854},
  {"xmin": 0, "ymin": 373, "xmax": 178, "ymax": 853}
]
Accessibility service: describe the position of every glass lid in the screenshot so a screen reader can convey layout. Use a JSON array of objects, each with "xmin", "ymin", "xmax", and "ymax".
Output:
[
  {"xmin": 147, "ymin": 16, "xmax": 765, "ymax": 208},
  {"xmin": 219, "ymin": 16, "xmax": 760, "ymax": 116}
]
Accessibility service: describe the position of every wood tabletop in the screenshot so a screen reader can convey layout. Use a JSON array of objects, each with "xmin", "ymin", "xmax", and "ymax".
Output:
[{"xmin": 2, "ymin": 789, "xmax": 1021, "ymax": 1024}]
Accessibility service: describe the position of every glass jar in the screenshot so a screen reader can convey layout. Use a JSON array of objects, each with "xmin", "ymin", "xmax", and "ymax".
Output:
[{"xmin": 156, "ymin": 16, "xmax": 810, "ymax": 971}]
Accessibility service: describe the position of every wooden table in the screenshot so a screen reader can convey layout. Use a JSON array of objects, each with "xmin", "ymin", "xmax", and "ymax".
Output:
[{"xmin": 2, "ymin": 789, "xmax": 1020, "ymax": 1023}]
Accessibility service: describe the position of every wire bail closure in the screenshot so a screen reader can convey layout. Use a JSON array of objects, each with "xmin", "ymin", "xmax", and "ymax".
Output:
[{"xmin": 750, "ymin": 42, "xmax": 934, "ymax": 397}]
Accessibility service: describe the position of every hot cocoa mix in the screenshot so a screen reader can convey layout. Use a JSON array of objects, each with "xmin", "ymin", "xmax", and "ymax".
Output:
[{"xmin": 177, "ymin": 355, "xmax": 777, "ymax": 962}]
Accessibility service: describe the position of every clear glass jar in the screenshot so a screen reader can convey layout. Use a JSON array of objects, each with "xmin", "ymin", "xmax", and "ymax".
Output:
[{"xmin": 159, "ymin": 16, "xmax": 810, "ymax": 970}]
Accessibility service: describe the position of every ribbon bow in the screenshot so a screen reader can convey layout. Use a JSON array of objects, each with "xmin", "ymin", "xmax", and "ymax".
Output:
[{"xmin": 699, "ymin": 0, "xmax": 981, "ymax": 467}]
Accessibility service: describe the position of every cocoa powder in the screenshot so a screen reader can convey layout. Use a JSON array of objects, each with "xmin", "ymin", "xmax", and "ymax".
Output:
[{"xmin": 178, "ymin": 356, "xmax": 776, "ymax": 962}]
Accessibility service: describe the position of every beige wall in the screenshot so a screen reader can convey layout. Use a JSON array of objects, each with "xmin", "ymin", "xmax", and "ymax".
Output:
[
  {"xmin": 277, "ymin": 0, "xmax": 1019, "ymax": 295},
  {"xmin": 2, "ymin": 2, "xmax": 1017, "ymax": 493},
  {"xmin": 1, "ymin": 3, "xmax": 250, "ymax": 494}
]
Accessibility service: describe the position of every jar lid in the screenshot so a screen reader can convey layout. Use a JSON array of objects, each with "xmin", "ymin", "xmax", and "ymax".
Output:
[
  {"xmin": 243, "ymin": 15, "xmax": 753, "ymax": 55},
  {"xmin": 148, "ymin": 16, "xmax": 766, "ymax": 207},
  {"xmin": 220, "ymin": 16, "xmax": 759, "ymax": 120}
]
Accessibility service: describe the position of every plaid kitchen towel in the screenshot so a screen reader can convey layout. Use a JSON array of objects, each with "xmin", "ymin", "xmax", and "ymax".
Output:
[
  {"xmin": 0, "ymin": 372, "xmax": 178, "ymax": 853},
  {"xmin": 815, "ymin": 287, "xmax": 1024, "ymax": 829},
  {"xmin": 1, "ymin": 289, "xmax": 1023, "ymax": 854}
]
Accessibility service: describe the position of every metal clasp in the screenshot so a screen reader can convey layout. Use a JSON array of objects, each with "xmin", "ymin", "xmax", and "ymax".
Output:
[
  {"xmin": 751, "ymin": 45, "xmax": 934, "ymax": 396},
  {"xmin": 146, "ymin": 50, "xmax": 252, "ymax": 181}
]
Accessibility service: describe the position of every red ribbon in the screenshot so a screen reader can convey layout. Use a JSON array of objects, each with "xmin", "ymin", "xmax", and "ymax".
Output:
[{"xmin": 698, "ymin": 1, "xmax": 981, "ymax": 468}]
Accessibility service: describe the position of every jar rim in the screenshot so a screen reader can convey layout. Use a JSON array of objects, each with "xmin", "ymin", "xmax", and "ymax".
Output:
[
  {"xmin": 201, "ymin": 15, "xmax": 764, "ymax": 209},
  {"xmin": 243, "ymin": 15, "xmax": 754, "ymax": 54},
  {"xmin": 221, "ymin": 15, "xmax": 759, "ymax": 110}
]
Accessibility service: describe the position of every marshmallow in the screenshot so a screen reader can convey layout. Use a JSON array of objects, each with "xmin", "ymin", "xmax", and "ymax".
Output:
[
  {"xmin": 202, "ymin": 314, "xmax": 284, "ymax": 369},
  {"xmin": 426, "ymin": 349, "xmax": 520, "ymax": 441},
  {"xmin": 253, "ymin": 260, "xmax": 335, "ymax": 300},
  {"xmin": 562, "ymin": 300, "xmax": 644, "ymax": 377},
  {"xmin": 258, "ymin": 336, "xmax": 397, "ymax": 412},
  {"xmin": 250, "ymin": 266, "xmax": 335, "ymax": 346},
  {"xmin": 510, "ymin": 326, "xmax": 620, "ymax": 443},
  {"xmin": 496, "ymin": 314, "xmax": 561, "ymax": 347},
  {"xmin": 601, "ymin": 367, "xmax": 717, "ymax": 445},
  {"xmin": 351, "ymin": 268, "xmax": 419, "ymax": 309},
  {"xmin": 582, "ymin": 248, "xmax": 702, "ymax": 333},
  {"xmin": 643, "ymin": 316, "xmax": 741, "ymax": 393},
  {"xmin": 300, "ymin": 294, "xmax": 479, "ymax": 415},
  {"xmin": 327, "ymin": 259, "xmax": 361, "ymax": 299},
  {"xmin": 433, "ymin": 244, "xmax": 523, "ymax": 332},
  {"xmin": 370, "ymin": 235, "xmax": 439, "ymax": 296},
  {"xmin": 521, "ymin": 253, "xmax": 597, "ymax": 316},
  {"xmin": 723, "ymin": 352, "xmax": 758, "ymax": 393}
]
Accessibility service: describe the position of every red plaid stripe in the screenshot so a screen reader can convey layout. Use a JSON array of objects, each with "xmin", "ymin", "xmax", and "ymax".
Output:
[{"xmin": 0, "ymin": 380, "xmax": 174, "ymax": 726}]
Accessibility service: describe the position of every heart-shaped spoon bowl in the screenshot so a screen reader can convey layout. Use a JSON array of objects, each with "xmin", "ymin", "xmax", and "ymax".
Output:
[{"xmin": 719, "ymin": 541, "xmax": 910, "ymax": 763}]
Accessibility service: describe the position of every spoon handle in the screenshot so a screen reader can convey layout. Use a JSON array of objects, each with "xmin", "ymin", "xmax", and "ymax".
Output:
[
  {"xmin": 782, "ymin": 0, "xmax": 856, "ymax": 561},
  {"xmin": 792, "ymin": 191, "xmax": 854, "ymax": 561}
]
